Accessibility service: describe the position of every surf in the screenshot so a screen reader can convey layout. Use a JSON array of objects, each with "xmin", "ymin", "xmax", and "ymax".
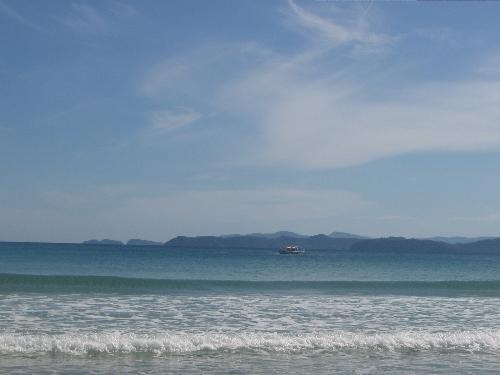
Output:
[{"xmin": 1, "ymin": 331, "xmax": 500, "ymax": 356}]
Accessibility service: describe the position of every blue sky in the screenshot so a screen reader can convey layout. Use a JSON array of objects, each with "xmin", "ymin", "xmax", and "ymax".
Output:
[{"xmin": 2, "ymin": 0, "xmax": 500, "ymax": 242}]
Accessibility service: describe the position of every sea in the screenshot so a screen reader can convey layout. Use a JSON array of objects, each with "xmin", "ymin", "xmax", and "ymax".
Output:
[{"xmin": 1, "ymin": 242, "xmax": 500, "ymax": 374}]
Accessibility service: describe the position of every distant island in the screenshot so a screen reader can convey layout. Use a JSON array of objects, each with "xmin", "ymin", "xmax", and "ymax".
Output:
[
  {"xmin": 163, "ymin": 234, "xmax": 500, "ymax": 253},
  {"xmin": 82, "ymin": 239, "xmax": 124, "ymax": 245},
  {"xmin": 82, "ymin": 238, "xmax": 161, "ymax": 246},
  {"xmin": 126, "ymin": 239, "xmax": 163, "ymax": 246},
  {"xmin": 82, "ymin": 231, "xmax": 364, "ymax": 247},
  {"xmin": 79, "ymin": 231, "xmax": 500, "ymax": 252},
  {"xmin": 424, "ymin": 236, "xmax": 497, "ymax": 244},
  {"xmin": 164, "ymin": 234, "xmax": 360, "ymax": 250}
]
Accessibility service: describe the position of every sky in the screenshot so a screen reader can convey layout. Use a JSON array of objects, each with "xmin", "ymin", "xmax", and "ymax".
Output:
[{"xmin": 1, "ymin": 0, "xmax": 500, "ymax": 242}]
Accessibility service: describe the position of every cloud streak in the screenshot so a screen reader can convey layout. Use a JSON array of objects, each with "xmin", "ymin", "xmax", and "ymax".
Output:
[
  {"xmin": 0, "ymin": 0, "xmax": 42, "ymax": 30},
  {"xmin": 150, "ymin": 108, "xmax": 202, "ymax": 133},
  {"xmin": 251, "ymin": 80, "xmax": 500, "ymax": 169},
  {"xmin": 287, "ymin": 0, "xmax": 393, "ymax": 49},
  {"xmin": 140, "ymin": 1, "xmax": 500, "ymax": 170},
  {"xmin": 59, "ymin": 1, "xmax": 137, "ymax": 34}
]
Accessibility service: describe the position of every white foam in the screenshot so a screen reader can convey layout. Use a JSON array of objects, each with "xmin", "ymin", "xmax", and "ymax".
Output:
[{"xmin": 1, "ymin": 331, "xmax": 500, "ymax": 355}]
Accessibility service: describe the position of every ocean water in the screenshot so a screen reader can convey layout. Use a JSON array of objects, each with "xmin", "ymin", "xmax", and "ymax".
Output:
[{"xmin": 1, "ymin": 243, "xmax": 500, "ymax": 373}]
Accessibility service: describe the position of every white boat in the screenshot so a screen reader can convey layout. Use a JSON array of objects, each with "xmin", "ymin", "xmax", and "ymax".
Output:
[{"xmin": 279, "ymin": 245, "xmax": 305, "ymax": 254}]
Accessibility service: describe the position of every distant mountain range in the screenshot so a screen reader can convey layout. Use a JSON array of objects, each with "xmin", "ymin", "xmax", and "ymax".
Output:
[
  {"xmin": 126, "ymin": 239, "xmax": 163, "ymax": 246},
  {"xmin": 81, "ymin": 232, "xmax": 500, "ymax": 252},
  {"xmin": 82, "ymin": 239, "xmax": 124, "ymax": 245},
  {"xmin": 221, "ymin": 231, "xmax": 367, "ymax": 239},
  {"xmin": 220, "ymin": 231, "xmax": 309, "ymax": 239},
  {"xmin": 82, "ymin": 238, "xmax": 162, "ymax": 246},
  {"xmin": 166, "ymin": 236, "xmax": 500, "ymax": 252},
  {"xmin": 81, "ymin": 231, "xmax": 368, "ymax": 246},
  {"xmin": 165, "ymin": 234, "xmax": 360, "ymax": 250},
  {"xmin": 423, "ymin": 236, "xmax": 497, "ymax": 244},
  {"xmin": 350, "ymin": 237, "xmax": 500, "ymax": 253},
  {"xmin": 329, "ymin": 231, "xmax": 369, "ymax": 239}
]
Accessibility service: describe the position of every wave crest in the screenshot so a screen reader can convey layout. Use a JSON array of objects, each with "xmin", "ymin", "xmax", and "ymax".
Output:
[{"xmin": 1, "ymin": 331, "xmax": 500, "ymax": 355}]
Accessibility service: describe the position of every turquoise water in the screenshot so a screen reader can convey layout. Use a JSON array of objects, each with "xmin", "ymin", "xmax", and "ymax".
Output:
[{"xmin": 1, "ymin": 242, "xmax": 500, "ymax": 374}]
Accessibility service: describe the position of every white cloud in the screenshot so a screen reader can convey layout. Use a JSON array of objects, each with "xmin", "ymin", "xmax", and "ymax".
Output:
[
  {"xmin": 150, "ymin": 108, "xmax": 202, "ymax": 132},
  {"xmin": 246, "ymin": 80, "xmax": 500, "ymax": 169},
  {"xmin": 140, "ymin": 1, "xmax": 500, "ymax": 170},
  {"xmin": 287, "ymin": 0, "xmax": 393, "ymax": 49},
  {"xmin": 214, "ymin": 3, "xmax": 500, "ymax": 169}
]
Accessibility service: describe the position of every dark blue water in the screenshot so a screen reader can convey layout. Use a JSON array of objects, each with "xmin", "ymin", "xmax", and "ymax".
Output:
[
  {"xmin": 1, "ymin": 242, "xmax": 499, "ymax": 282},
  {"xmin": 1, "ymin": 242, "xmax": 500, "ymax": 374}
]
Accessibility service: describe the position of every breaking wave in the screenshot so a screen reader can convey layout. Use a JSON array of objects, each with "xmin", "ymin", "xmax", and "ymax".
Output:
[{"xmin": 1, "ymin": 331, "xmax": 500, "ymax": 355}]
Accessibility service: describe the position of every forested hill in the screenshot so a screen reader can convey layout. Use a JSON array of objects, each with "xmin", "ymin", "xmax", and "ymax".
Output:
[
  {"xmin": 164, "ymin": 235, "xmax": 500, "ymax": 252},
  {"xmin": 164, "ymin": 234, "xmax": 360, "ymax": 250}
]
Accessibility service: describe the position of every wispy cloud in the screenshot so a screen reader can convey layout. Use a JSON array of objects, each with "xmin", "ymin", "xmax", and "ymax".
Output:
[
  {"xmin": 59, "ymin": 1, "xmax": 136, "ymax": 34},
  {"xmin": 217, "ymin": 3, "xmax": 500, "ymax": 169},
  {"xmin": 287, "ymin": 0, "xmax": 393, "ymax": 50},
  {"xmin": 235, "ymin": 79, "xmax": 500, "ymax": 169},
  {"xmin": 150, "ymin": 108, "xmax": 202, "ymax": 133},
  {"xmin": 140, "ymin": 0, "xmax": 500, "ymax": 170},
  {"xmin": 61, "ymin": 3, "xmax": 108, "ymax": 33},
  {"xmin": 140, "ymin": 42, "xmax": 273, "ymax": 97},
  {"xmin": 0, "ymin": 0, "xmax": 41, "ymax": 30}
]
